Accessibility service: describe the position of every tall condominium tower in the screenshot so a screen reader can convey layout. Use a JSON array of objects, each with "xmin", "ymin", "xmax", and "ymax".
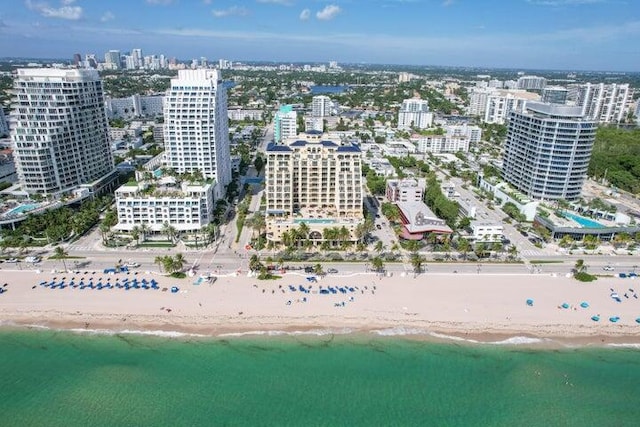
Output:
[
  {"xmin": 397, "ymin": 98, "xmax": 433, "ymax": 129},
  {"xmin": 0, "ymin": 108, "xmax": 8, "ymax": 137},
  {"xmin": 104, "ymin": 50, "xmax": 121, "ymax": 69},
  {"xmin": 274, "ymin": 105, "xmax": 297, "ymax": 143},
  {"xmin": 311, "ymin": 95, "xmax": 332, "ymax": 117},
  {"xmin": 577, "ymin": 83, "xmax": 630, "ymax": 123},
  {"xmin": 265, "ymin": 132, "xmax": 363, "ymax": 244},
  {"xmin": 163, "ymin": 69, "xmax": 231, "ymax": 199},
  {"xmin": 502, "ymin": 102, "xmax": 596, "ymax": 201},
  {"xmin": 11, "ymin": 68, "xmax": 115, "ymax": 195}
]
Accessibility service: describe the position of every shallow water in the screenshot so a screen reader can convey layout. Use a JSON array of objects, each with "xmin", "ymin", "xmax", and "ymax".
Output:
[{"xmin": 1, "ymin": 329, "xmax": 639, "ymax": 426}]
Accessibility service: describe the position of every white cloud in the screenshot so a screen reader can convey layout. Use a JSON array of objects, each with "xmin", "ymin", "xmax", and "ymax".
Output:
[
  {"xmin": 316, "ymin": 5, "xmax": 341, "ymax": 21},
  {"xmin": 442, "ymin": 0, "xmax": 454, "ymax": 6},
  {"xmin": 100, "ymin": 11, "xmax": 114, "ymax": 22},
  {"xmin": 299, "ymin": 8, "xmax": 310, "ymax": 20},
  {"xmin": 257, "ymin": 0, "xmax": 294, "ymax": 5},
  {"xmin": 202, "ymin": 0, "xmax": 212, "ymax": 4},
  {"xmin": 212, "ymin": 6, "xmax": 250, "ymax": 18},
  {"xmin": 26, "ymin": 0, "xmax": 83, "ymax": 20}
]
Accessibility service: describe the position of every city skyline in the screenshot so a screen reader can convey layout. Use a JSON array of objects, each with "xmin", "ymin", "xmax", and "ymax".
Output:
[{"xmin": 0, "ymin": 0, "xmax": 637, "ymax": 71}]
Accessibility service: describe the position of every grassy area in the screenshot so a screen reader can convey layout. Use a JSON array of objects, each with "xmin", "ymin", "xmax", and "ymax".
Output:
[
  {"xmin": 528, "ymin": 260, "xmax": 564, "ymax": 264},
  {"xmin": 48, "ymin": 255, "xmax": 85, "ymax": 260},
  {"xmin": 138, "ymin": 242, "xmax": 175, "ymax": 248}
]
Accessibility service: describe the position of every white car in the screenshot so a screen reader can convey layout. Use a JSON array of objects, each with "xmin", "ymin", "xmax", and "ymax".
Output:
[
  {"xmin": 25, "ymin": 256, "xmax": 41, "ymax": 263},
  {"xmin": 125, "ymin": 262, "xmax": 140, "ymax": 268},
  {"xmin": 602, "ymin": 266, "xmax": 615, "ymax": 271},
  {"xmin": 5, "ymin": 258, "xmax": 19, "ymax": 263}
]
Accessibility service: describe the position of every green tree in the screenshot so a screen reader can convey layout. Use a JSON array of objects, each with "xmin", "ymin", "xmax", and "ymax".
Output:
[{"xmin": 53, "ymin": 246, "xmax": 68, "ymax": 271}]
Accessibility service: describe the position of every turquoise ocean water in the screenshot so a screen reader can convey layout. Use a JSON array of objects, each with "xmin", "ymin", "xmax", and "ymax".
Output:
[{"xmin": 1, "ymin": 329, "xmax": 640, "ymax": 427}]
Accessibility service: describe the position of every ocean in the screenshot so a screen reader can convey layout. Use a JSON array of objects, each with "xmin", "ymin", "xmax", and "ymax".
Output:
[{"xmin": 1, "ymin": 329, "xmax": 640, "ymax": 426}]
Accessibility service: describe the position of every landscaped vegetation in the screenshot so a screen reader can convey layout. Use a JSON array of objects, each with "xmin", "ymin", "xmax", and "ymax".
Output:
[{"xmin": 589, "ymin": 127, "xmax": 640, "ymax": 194}]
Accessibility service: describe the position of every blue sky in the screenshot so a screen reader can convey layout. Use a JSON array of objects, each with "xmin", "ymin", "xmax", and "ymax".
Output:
[{"xmin": 0, "ymin": 0, "xmax": 638, "ymax": 71}]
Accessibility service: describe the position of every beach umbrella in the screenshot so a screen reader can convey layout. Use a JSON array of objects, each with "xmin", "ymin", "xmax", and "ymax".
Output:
[
  {"xmin": 526, "ymin": 299, "xmax": 534, "ymax": 306},
  {"xmin": 561, "ymin": 303, "xmax": 570, "ymax": 309},
  {"xmin": 609, "ymin": 316, "xmax": 620, "ymax": 323},
  {"xmin": 580, "ymin": 302, "xmax": 589, "ymax": 308},
  {"xmin": 635, "ymin": 318, "xmax": 640, "ymax": 324},
  {"xmin": 591, "ymin": 315, "xmax": 600, "ymax": 322}
]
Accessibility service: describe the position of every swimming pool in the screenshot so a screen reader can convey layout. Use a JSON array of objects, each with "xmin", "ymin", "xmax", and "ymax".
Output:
[
  {"xmin": 562, "ymin": 211, "xmax": 605, "ymax": 228},
  {"xmin": 5, "ymin": 203, "xmax": 39, "ymax": 216},
  {"xmin": 294, "ymin": 218, "xmax": 336, "ymax": 224},
  {"xmin": 245, "ymin": 177, "xmax": 264, "ymax": 184},
  {"xmin": 153, "ymin": 169, "xmax": 163, "ymax": 178}
]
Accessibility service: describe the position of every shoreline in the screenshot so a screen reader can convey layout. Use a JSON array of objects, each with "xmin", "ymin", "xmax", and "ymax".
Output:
[
  {"xmin": 4, "ymin": 313, "xmax": 640, "ymax": 349},
  {"xmin": 2, "ymin": 269, "xmax": 640, "ymax": 348}
]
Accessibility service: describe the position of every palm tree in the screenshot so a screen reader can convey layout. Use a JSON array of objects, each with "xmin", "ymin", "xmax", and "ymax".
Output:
[
  {"xmin": 507, "ymin": 244, "xmax": 519, "ymax": 261},
  {"xmin": 162, "ymin": 222, "xmax": 177, "ymax": 243},
  {"xmin": 370, "ymin": 256, "xmax": 385, "ymax": 273},
  {"xmin": 313, "ymin": 263, "xmax": 324, "ymax": 275},
  {"xmin": 130, "ymin": 225, "xmax": 140, "ymax": 244},
  {"xmin": 249, "ymin": 254, "xmax": 263, "ymax": 272},
  {"xmin": 574, "ymin": 259, "xmax": 587, "ymax": 274},
  {"xmin": 139, "ymin": 224, "xmax": 149, "ymax": 243},
  {"xmin": 297, "ymin": 222, "xmax": 310, "ymax": 248},
  {"xmin": 457, "ymin": 238, "xmax": 471, "ymax": 260},
  {"xmin": 53, "ymin": 246, "xmax": 68, "ymax": 271},
  {"xmin": 410, "ymin": 252, "xmax": 426, "ymax": 275},
  {"xmin": 154, "ymin": 256, "xmax": 165, "ymax": 273},
  {"xmin": 173, "ymin": 253, "xmax": 186, "ymax": 272},
  {"xmin": 338, "ymin": 226, "xmax": 350, "ymax": 247},
  {"xmin": 374, "ymin": 241, "xmax": 384, "ymax": 253},
  {"xmin": 100, "ymin": 223, "xmax": 112, "ymax": 245}
]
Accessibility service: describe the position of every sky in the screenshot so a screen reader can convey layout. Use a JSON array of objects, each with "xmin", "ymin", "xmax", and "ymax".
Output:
[{"xmin": 0, "ymin": 0, "xmax": 638, "ymax": 71}]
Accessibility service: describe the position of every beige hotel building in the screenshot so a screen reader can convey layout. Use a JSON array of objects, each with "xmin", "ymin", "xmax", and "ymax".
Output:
[{"xmin": 265, "ymin": 131, "xmax": 364, "ymax": 244}]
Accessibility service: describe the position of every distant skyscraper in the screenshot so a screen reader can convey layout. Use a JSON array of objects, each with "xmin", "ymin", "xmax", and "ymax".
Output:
[
  {"xmin": 163, "ymin": 69, "xmax": 231, "ymax": 199},
  {"xmin": 274, "ymin": 105, "xmax": 297, "ymax": 143},
  {"xmin": 131, "ymin": 48, "xmax": 142, "ymax": 68},
  {"xmin": 84, "ymin": 54, "xmax": 97, "ymax": 68},
  {"xmin": 577, "ymin": 83, "xmax": 630, "ymax": 123},
  {"xmin": 397, "ymin": 98, "xmax": 432, "ymax": 129},
  {"xmin": 541, "ymin": 86, "xmax": 568, "ymax": 105},
  {"xmin": 312, "ymin": 95, "xmax": 332, "ymax": 118},
  {"xmin": 516, "ymin": 75, "xmax": 547, "ymax": 91},
  {"xmin": 72, "ymin": 53, "xmax": 82, "ymax": 67},
  {"xmin": 10, "ymin": 68, "xmax": 115, "ymax": 195},
  {"xmin": 502, "ymin": 102, "xmax": 596, "ymax": 201},
  {"xmin": 104, "ymin": 50, "xmax": 121, "ymax": 69}
]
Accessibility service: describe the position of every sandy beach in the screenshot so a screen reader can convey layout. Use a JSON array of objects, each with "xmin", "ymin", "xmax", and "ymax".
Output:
[{"xmin": 1, "ymin": 268, "xmax": 640, "ymax": 345}]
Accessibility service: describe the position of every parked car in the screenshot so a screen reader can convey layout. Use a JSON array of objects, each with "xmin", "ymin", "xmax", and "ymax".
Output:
[
  {"xmin": 304, "ymin": 266, "xmax": 314, "ymax": 273},
  {"xmin": 376, "ymin": 224, "xmax": 382, "ymax": 230},
  {"xmin": 602, "ymin": 266, "xmax": 615, "ymax": 271},
  {"xmin": 5, "ymin": 258, "xmax": 19, "ymax": 263},
  {"xmin": 327, "ymin": 268, "xmax": 338, "ymax": 274},
  {"xmin": 125, "ymin": 261, "xmax": 140, "ymax": 268},
  {"xmin": 25, "ymin": 256, "xmax": 41, "ymax": 263}
]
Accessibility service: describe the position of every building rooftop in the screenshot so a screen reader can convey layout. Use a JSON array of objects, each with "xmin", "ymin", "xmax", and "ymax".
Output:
[{"xmin": 396, "ymin": 201, "xmax": 452, "ymax": 234}]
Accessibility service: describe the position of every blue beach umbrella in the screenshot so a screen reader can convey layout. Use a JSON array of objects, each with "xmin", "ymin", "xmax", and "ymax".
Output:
[
  {"xmin": 526, "ymin": 299, "xmax": 534, "ymax": 306},
  {"xmin": 580, "ymin": 302, "xmax": 589, "ymax": 308},
  {"xmin": 609, "ymin": 316, "xmax": 620, "ymax": 323},
  {"xmin": 635, "ymin": 318, "xmax": 640, "ymax": 324},
  {"xmin": 561, "ymin": 303, "xmax": 570, "ymax": 309},
  {"xmin": 591, "ymin": 315, "xmax": 600, "ymax": 322}
]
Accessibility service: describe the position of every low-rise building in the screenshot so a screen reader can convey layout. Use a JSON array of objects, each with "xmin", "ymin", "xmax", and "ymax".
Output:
[
  {"xmin": 470, "ymin": 221, "xmax": 504, "ymax": 242},
  {"xmin": 396, "ymin": 201, "xmax": 452, "ymax": 240},
  {"xmin": 114, "ymin": 176, "xmax": 215, "ymax": 233},
  {"xmin": 386, "ymin": 178, "xmax": 425, "ymax": 202},
  {"xmin": 478, "ymin": 176, "xmax": 540, "ymax": 221}
]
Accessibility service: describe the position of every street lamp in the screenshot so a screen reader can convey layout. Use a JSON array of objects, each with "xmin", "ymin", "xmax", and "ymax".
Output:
[{"xmin": 195, "ymin": 235, "xmax": 199, "ymax": 250}]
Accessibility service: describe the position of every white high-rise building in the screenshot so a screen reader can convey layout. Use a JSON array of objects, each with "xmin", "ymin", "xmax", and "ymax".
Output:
[
  {"xmin": 265, "ymin": 132, "xmax": 363, "ymax": 244},
  {"xmin": 104, "ymin": 50, "xmax": 121, "ymax": 69},
  {"xmin": 577, "ymin": 83, "xmax": 631, "ymax": 123},
  {"xmin": 502, "ymin": 102, "xmax": 597, "ymax": 201},
  {"xmin": 517, "ymin": 75, "xmax": 547, "ymax": 91},
  {"xmin": 131, "ymin": 48, "xmax": 142, "ymax": 68},
  {"xmin": 163, "ymin": 69, "xmax": 231, "ymax": 199},
  {"xmin": 0, "ymin": 108, "xmax": 8, "ymax": 137},
  {"xmin": 312, "ymin": 95, "xmax": 332, "ymax": 117},
  {"xmin": 483, "ymin": 90, "xmax": 540, "ymax": 124},
  {"xmin": 274, "ymin": 105, "xmax": 297, "ymax": 143},
  {"xmin": 397, "ymin": 98, "xmax": 433, "ymax": 130},
  {"xmin": 10, "ymin": 68, "xmax": 115, "ymax": 195}
]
